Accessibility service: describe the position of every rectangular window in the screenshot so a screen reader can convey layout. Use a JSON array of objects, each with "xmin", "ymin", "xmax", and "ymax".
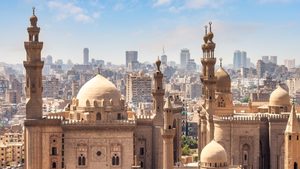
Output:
[
  {"xmin": 140, "ymin": 147, "xmax": 144, "ymax": 156},
  {"xmin": 289, "ymin": 135, "xmax": 292, "ymax": 140}
]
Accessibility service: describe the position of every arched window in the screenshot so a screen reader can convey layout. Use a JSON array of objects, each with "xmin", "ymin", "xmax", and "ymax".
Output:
[
  {"xmin": 78, "ymin": 154, "xmax": 86, "ymax": 166},
  {"xmin": 96, "ymin": 113, "xmax": 101, "ymax": 120},
  {"xmin": 295, "ymin": 162, "xmax": 298, "ymax": 169},
  {"xmin": 116, "ymin": 156, "xmax": 120, "ymax": 165},
  {"xmin": 141, "ymin": 161, "xmax": 144, "ymax": 168},
  {"xmin": 242, "ymin": 144, "xmax": 250, "ymax": 167},
  {"xmin": 112, "ymin": 156, "xmax": 116, "ymax": 165},
  {"xmin": 52, "ymin": 162, "xmax": 56, "ymax": 169}
]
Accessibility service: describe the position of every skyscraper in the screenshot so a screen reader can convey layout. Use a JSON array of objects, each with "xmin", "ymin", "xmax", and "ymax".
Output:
[
  {"xmin": 125, "ymin": 51, "xmax": 138, "ymax": 66},
  {"xmin": 161, "ymin": 47, "xmax": 167, "ymax": 65},
  {"xmin": 233, "ymin": 50, "xmax": 241, "ymax": 70},
  {"xmin": 262, "ymin": 56, "xmax": 269, "ymax": 63},
  {"xmin": 83, "ymin": 48, "xmax": 89, "ymax": 65},
  {"xmin": 180, "ymin": 48, "xmax": 190, "ymax": 69},
  {"xmin": 270, "ymin": 56, "xmax": 277, "ymax": 65}
]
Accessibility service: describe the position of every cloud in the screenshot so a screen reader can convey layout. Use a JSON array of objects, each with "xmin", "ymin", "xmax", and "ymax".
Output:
[
  {"xmin": 113, "ymin": 3, "xmax": 125, "ymax": 11},
  {"xmin": 47, "ymin": 1, "xmax": 99, "ymax": 23},
  {"xmin": 154, "ymin": 0, "xmax": 172, "ymax": 7},
  {"xmin": 257, "ymin": 0, "xmax": 297, "ymax": 3}
]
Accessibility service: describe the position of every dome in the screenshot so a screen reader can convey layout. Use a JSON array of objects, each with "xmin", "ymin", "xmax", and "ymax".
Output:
[
  {"xmin": 215, "ymin": 67, "xmax": 231, "ymax": 92},
  {"xmin": 76, "ymin": 74, "xmax": 121, "ymax": 107},
  {"xmin": 269, "ymin": 85, "xmax": 290, "ymax": 106},
  {"xmin": 200, "ymin": 140, "xmax": 227, "ymax": 163}
]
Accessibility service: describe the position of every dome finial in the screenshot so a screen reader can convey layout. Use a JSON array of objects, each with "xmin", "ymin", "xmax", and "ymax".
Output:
[
  {"xmin": 32, "ymin": 7, "xmax": 35, "ymax": 16},
  {"xmin": 205, "ymin": 25, "xmax": 208, "ymax": 35},
  {"xmin": 209, "ymin": 21, "xmax": 212, "ymax": 32},
  {"xmin": 219, "ymin": 58, "xmax": 223, "ymax": 67}
]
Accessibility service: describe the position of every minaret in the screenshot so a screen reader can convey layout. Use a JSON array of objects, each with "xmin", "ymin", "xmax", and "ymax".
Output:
[
  {"xmin": 152, "ymin": 57, "xmax": 165, "ymax": 169},
  {"xmin": 24, "ymin": 7, "xmax": 44, "ymax": 119},
  {"xmin": 161, "ymin": 97, "xmax": 175, "ymax": 169},
  {"xmin": 200, "ymin": 22, "xmax": 217, "ymax": 141},
  {"xmin": 24, "ymin": 8, "xmax": 44, "ymax": 169},
  {"xmin": 284, "ymin": 99, "xmax": 300, "ymax": 169},
  {"xmin": 152, "ymin": 57, "xmax": 165, "ymax": 120}
]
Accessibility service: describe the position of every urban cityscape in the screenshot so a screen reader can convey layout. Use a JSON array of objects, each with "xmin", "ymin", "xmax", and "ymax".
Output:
[{"xmin": 0, "ymin": 1, "xmax": 300, "ymax": 169}]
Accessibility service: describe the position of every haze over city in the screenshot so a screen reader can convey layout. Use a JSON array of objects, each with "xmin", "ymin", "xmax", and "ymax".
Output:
[{"xmin": 0, "ymin": 0, "xmax": 300, "ymax": 65}]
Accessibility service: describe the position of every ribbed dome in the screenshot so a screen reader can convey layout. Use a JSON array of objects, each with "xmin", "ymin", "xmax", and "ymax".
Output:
[
  {"xmin": 215, "ymin": 67, "xmax": 231, "ymax": 92},
  {"xmin": 76, "ymin": 74, "xmax": 121, "ymax": 107},
  {"xmin": 269, "ymin": 85, "xmax": 290, "ymax": 106},
  {"xmin": 200, "ymin": 140, "xmax": 227, "ymax": 163}
]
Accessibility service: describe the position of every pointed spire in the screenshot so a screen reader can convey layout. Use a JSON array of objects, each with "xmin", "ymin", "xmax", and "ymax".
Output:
[
  {"xmin": 285, "ymin": 98, "xmax": 300, "ymax": 133},
  {"xmin": 162, "ymin": 46, "xmax": 165, "ymax": 55},
  {"xmin": 164, "ymin": 96, "xmax": 172, "ymax": 110},
  {"xmin": 219, "ymin": 58, "xmax": 223, "ymax": 67}
]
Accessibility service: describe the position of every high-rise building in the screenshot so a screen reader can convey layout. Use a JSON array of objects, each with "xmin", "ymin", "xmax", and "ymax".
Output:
[
  {"xmin": 125, "ymin": 51, "xmax": 138, "ymax": 67},
  {"xmin": 180, "ymin": 48, "xmax": 190, "ymax": 69},
  {"xmin": 45, "ymin": 55, "xmax": 53, "ymax": 65},
  {"xmin": 262, "ymin": 56, "xmax": 269, "ymax": 63},
  {"xmin": 83, "ymin": 48, "xmax": 89, "ymax": 65},
  {"xmin": 270, "ymin": 56, "xmax": 277, "ymax": 65},
  {"xmin": 233, "ymin": 50, "xmax": 241, "ymax": 70},
  {"xmin": 126, "ymin": 71, "xmax": 152, "ymax": 105},
  {"xmin": 161, "ymin": 55, "xmax": 167, "ymax": 65},
  {"xmin": 284, "ymin": 59, "xmax": 296, "ymax": 70},
  {"xmin": 241, "ymin": 51, "xmax": 247, "ymax": 68}
]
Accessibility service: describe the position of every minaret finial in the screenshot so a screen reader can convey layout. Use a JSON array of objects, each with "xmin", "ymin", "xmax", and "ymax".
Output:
[
  {"xmin": 219, "ymin": 58, "xmax": 223, "ymax": 67},
  {"xmin": 156, "ymin": 56, "xmax": 161, "ymax": 72},
  {"xmin": 162, "ymin": 46, "xmax": 165, "ymax": 55},
  {"xmin": 209, "ymin": 21, "xmax": 212, "ymax": 32},
  {"xmin": 205, "ymin": 25, "xmax": 208, "ymax": 35},
  {"xmin": 32, "ymin": 7, "xmax": 35, "ymax": 15}
]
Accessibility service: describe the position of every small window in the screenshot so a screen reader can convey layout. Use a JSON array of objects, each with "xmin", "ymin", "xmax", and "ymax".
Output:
[
  {"xmin": 297, "ymin": 136, "xmax": 299, "ymax": 140},
  {"xmin": 140, "ymin": 147, "xmax": 144, "ymax": 156},
  {"xmin": 289, "ymin": 135, "xmax": 292, "ymax": 140},
  {"xmin": 117, "ymin": 113, "xmax": 122, "ymax": 120},
  {"xmin": 52, "ymin": 162, "xmax": 56, "ymax": 169},
  {"xmin": 51, "ymin": 147, "xmax": 57, "ymax": 155},
  {"xmin": 96, "ymin": 112, "xmax": 101, "ymax": 120}
]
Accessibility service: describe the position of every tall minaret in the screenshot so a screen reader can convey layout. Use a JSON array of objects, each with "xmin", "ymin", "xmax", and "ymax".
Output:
[
  {"xmin": 284, "ymin": 99, "xmax": 300, "ymax": 169},
  {"xmin": 200, "ymin": 22, "xmax": 216, "ymax": 141},
  {"xmin": 161, "ymin": 97, "xmax": 175, "ymax": 169},
  {"xmin": 152, "ymin": 57, "xmax": 165, "ymax": 120},
  {"xmin": 24, "ymin": 7, "xmax": 44, "ymax": 119},
  {"xmin": 24, "ymin": 8, "xmax": 44, "ymax": 169},
  {"xmin": 152, "ymin": 58, "xmax": 165, "ymax": 169}
]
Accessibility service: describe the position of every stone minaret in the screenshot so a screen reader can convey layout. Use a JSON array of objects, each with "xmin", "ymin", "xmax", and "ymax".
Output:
[
  {"xmin": 200, "ymin": 22, "xmax": 217, "ymax": 142},
  {"xmin": 152, "ymin": 57, "xmax": 165, "ymax": 120},
  {"xmin": 284, "ymin": 99, "xmax": 300, "ymax": 169},
  {"xmin": 152, "ymin": 57, "xmax": 165, "ymax": 169},
  {"xmin": 24, "ymin": 8, "xmax": 44, "ymax": 169},
  {"xmin": 161, "ymin": 97, "xmax": 175, "ymax": 169},
  {"xmin": 24, "ymin": 7, "xmax": 44, "ymax": 119}
]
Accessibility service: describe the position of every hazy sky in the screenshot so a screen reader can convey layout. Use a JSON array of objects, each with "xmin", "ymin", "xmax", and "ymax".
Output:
[{"xmin": 0, "ymin": 0, "xmax": 300, "ymax": 65}]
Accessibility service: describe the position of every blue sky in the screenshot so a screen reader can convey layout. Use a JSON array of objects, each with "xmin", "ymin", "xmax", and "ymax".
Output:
[{"xmin": 0, "ymin": 0, "xmax": 300, "ymax": 65}]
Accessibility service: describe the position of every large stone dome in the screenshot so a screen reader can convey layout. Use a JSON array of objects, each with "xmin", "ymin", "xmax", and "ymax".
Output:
[
  {"xmin": 200, "ymin": 140, "xmax": 227, "ymax": 164},
  {"xmin": 215, "ymin": 67, "xmax": 231, "ymax": 92},
  {"xmin": 76, "ymin": 74, "xmax": 121, "ymax": 107},
  {"xmin": 269, "ymin": 85, "xmax": 290, "ymax": 106}
]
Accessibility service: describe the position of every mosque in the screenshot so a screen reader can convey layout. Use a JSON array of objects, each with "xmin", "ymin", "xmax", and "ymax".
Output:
[{"xmin": 23, "ymin": 8, "xmax": 300, "ymax": 169}]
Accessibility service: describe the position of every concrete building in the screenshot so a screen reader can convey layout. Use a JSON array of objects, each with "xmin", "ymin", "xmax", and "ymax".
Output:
[
  {"xmin": 270, "ymin": 56, "xmax": 277, "ymax": 65},
  {"xmin": 126, "ymin": 71, "xmax": 152, "ymax": 105},
  {"xmin": 262, "ymin": 56, "xmax": 269, "ymax": 63},
  {"xmin": 284, "ymin": 59, "xmax": 296, "ymax": 70},
  {"xmin": 233, "ymin": 50, "xmax": 248, "ymax": 69},
  {"xmin": 83, "ymin": 48, "xmax": 89, "ymax": 65},
  {"xmin": 126, "ymin": 51, "xmax": 138, "ymax": 67},
  {"xmin": 180, "ymin": 49, "xmax": 190, "ymax": 69}
]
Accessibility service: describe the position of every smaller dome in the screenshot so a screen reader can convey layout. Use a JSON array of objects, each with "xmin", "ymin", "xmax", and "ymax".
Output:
[
  {"xmin": 200, "ymin": 140, "xmax": 227, "ymax": 163},
  {"xmin": 215, "ymin": 67, "xmax": 231, "ymax": 92},
  {"xmin": 269, "ymin": 85, "xmax": 290, "ymax": 106}
]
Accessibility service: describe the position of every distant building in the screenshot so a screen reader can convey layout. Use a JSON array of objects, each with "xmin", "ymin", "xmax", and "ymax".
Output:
[
  {"xmin": 126, "ymin": 71, "xmax": 152, "ymax": 105},
  {"xmin": 233, "ymin": 50, "xmax": 248, "ymax": 69},
  {"xmin": 161, "ymin": 54, "xmax": 167, "ymax": 65},
  {"xmin": 286, "ymin": 78, "xmax": 300, "ymax": 96},
  {"xmin": 270, "ymin": 56, "xmax": 277, "ymax": 65},
  {"xmin": 83, "ymin": 48, "xmax": 89, "ymax": 65},
  {"xmin": 284, "ymin": 59, "xmax": 296, "ymax": 70},
  {"xmin": 180, "ymin": 48, "xmax": 190, "ymax": 69},
  {"xmin": 186, "ymin": 59, "xmax": 197, "ymax": 72},
  {"xmin": 45, "ymin": 55, "xmax": 53, "ymax": 65},
  {"xmin": 262, "ymin": 56, "xmax": 269, "ymax": 63},
  {"xmin": 125, "ymin": 51, "xmax": 138, "ymax": 66}
]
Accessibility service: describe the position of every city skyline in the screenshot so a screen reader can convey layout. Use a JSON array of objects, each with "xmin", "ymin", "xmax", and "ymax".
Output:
[{"xmin": 0, "ymin": 0, "xmax": 300, "ymax": 65}]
